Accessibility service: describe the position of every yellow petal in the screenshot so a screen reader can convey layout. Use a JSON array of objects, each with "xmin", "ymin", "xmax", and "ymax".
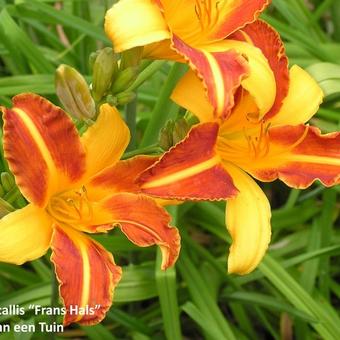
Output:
[
  {"xmin": 270, "ymin": 65, "xmax": 324, "ymax": 126},
  {"xmin": 105, "ymin": 0, "xmax": 170, "ymax": 53},
  {"xmin": 0, "ymin": 204, "xmax": 53, "ymax": 264},
  {"xmin": 171, "ymin": 70, "xmax": 214, "ymax": 122},
  {"xmin": 81, "ymin": 104, "xmax": 130, "ymax": 181},
  {"xmin": 223, "ymin": 163, "xmax": 271, "ymax": 275},
  {"xmin": 204, "ymin": 40, "xmax": 276, "ymax": 118}
]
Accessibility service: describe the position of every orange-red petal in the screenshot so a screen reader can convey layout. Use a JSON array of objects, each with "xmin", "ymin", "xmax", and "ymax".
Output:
[
  {"xmin": 2, "ymin": 94, "xmax": 85, "ymax": 206},
  {"xmin": 171, "ymin": 35, "xmax": 248, "ymax": 119},
  {"xmin": 87, "ymin": 155, "xmax": 158, "ymax": 201},
  {"xmin": 51, "ymin": 226, "xmax": 122, "ymax": 326},
  {"xmin": 211, "ymin": 0, "xmax": 270, "ymax": 39},
  {"xmin": 248, "ymin": 125, "xmax": 340, "ymax": 188},
  {"xmin": 230, "ymin": 20, "xmax": 289, "ymax": 119},
  {"xmin": 138, "ymin": 122, "xmax": 238, "ymax": 200},
  {"xmin": 100, "ymin": 193, "xmax": 180, "ymax": 270}
]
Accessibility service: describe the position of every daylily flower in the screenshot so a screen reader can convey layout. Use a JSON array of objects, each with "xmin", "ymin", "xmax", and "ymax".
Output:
[
  {"xmin": 105, "ymin": 0, "xmax": 278, "ymax": 119},
  {"xmin": 137, "ymin": 22, "xmax": 340, "ymax": 275},
  {"xmin": 0, "ymin": 93, "xmax": 180, "ymax": 325}
]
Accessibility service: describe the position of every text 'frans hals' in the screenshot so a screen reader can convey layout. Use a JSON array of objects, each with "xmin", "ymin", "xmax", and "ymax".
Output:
[{"xmin": 0, "ymin": 304, "xmax": 101, "ymax": 333}]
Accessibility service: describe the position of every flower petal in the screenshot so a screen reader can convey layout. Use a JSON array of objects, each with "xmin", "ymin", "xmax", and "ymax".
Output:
[
  {"xmin": 105, "ymin": 0, "xmax": 170, "ymax": 53},
  {"xmin": 87, "ymin": 156, "xmax": 158, "ymax": 201},
  {"xmin": 204, "ymin": 38, "xmax": 276, "ymax": 118},
  {"xmin": 138, "ymin": 123, "xmax": 238, "ymax": 200},
  {"xmin": 100, "ymin": 193, "xmax": 180, "ymax": 269},
  {"xmin": 171, "ymin": 35, "xmax": 248, "ymax": 119},
  {"xmin": 51, "ymin": 226, "xmax": 122, "ymax": 326},
  {"xmin": 210, "ymin": 0, "xmax": 270, "ymax": 39},
  {"xmin": 270, "ymin": 65, "xmax": 323, "ymax": 126},
  {"xmin": 246, "ymin": 125, "xmax": 340, "ymax": 189},
  {"xmin": 2, "ymin": 93, "xmax": 86, "ymax": 206},
  {"xmin": 0, "ymin": 204, "xmax": 52, "ymax": 264},
  {"xmin": 230, "ymin": 20, "xmax": 289, "ymax": 119},
  {"xmin": 223, "ymin": 163, "xmax": 271, "ymax": 275},
  {"xmin": 81, "ymin": 104, "xmax": 130, "ymax": 182}
]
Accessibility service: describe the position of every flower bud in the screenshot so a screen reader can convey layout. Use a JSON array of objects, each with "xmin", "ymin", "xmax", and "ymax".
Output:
[
  {"xmin": 172, "ymin": 118, "xmax": 190, "ymax": 145},
  {"xmin": 0, "ymin": 184, "xmax": 5, "ymax": 197},
  {"xmin": 111, "ymin": 66, "xmax": 138, "ymax": 94},
  {"xmin": 120, "ymin": 46, "xmax": 143, "ymax": 69},
  {"xmin": 0, "ymin": 197, "xmax": 14, "ymax": 218},
  {"xmin": 159, "ymin": 118, "xmax": 190, "ymax": 150},
  {"xmin": 89, "ymin": 50, "xmax": 101, "ymax": 72},
  {"xmin": 115, "ymin": 91, "xmax": 136, "ymax": 106},
  {"xmin": 92, "ymin": 47, "xmax": 118, "ymax": 102},
  {"xmin": 159, "ymin": 120, "xmax": 175, "ymax": 151},
  {"xmin": 1, "ymin": 172, "xmax": 15, "ymax": 192},
  {"xmin": 55, "ymin": 64, "xmax": 95, "ymax": 120}
]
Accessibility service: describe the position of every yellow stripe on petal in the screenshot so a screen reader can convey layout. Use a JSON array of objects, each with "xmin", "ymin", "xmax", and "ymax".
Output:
[
  {"xmin": 223, "ymin": 163, "xmax": 271, "ymax": 275},
  {"xmin": 51, "ymin": 226, "xmax": 122, "ymax": 326},
  {"xmin": 270, "ymin": 65, "xmax": 324, "ymax": 126},
  {"xmin": 142, "ymin": 156, "xmax": 221, "ymax": 189},
  {"xmin": 3, "ymin": 94, "xmax": 86, "ymax": 207},
  {"xmin": 105, "ymin": 0, "xmax": 170, "ymax": 53},
  {"xmin": 81, "ymin": 104, "xmax": 130, "ymax": 182},
  {"xmin": 0, "ymin": 204, "xmax": 52, "ymax": 265},
  {"xmin": 204, "ymin": 40, "xmax": 276, "ymax": 118}
]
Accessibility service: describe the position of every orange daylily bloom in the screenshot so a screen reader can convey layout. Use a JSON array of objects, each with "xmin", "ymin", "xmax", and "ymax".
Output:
[
  {"xmin": 0, "ymin": 94, "xmax": 180, "ymax": 326},
  {"xmin": 105, "ymin": 0, "xmax": 277, "ymax": 119},
  {"xmin": 137, "ymin": 22, "xmax": 340, "ymax": 275}
]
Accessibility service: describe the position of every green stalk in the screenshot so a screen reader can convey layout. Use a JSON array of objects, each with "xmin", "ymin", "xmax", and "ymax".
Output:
[
  {"xmin": 140, "ymin": 63, "xmax": 186, "ymax": 147},
  {"xmin": 126, "ymin": 60, "xmax": 166, "ymax": 92},
  {"xmin": 122, "ymin": 144, "xmax": 162, "ymax": 159},
  {"xmin": 155, "ymin": 206, "xmax": 182, "ymax": 340},
  {"xmin": 125, "ymin": 96, "xmax": 137, "ymax": 151}
]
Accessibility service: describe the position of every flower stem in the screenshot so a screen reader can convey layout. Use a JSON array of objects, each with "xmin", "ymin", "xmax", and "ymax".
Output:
[
  {"xmin": 50, "ymin": 264, "xmax": 59, "ymax": 339},
  {"xmin": 140, "ymin": 62, "xmax": 187, "ymax": 147},
  {"xmin": 126, "ymin": 60, "xmax": 166, "ymax": 92},
  {"xmin": 125, "ymin": 96, "xmax": 137, "ymax": 151},
  {"xmin": 122, "ymin": 144, "xmax": 162, "ymax": 159}
]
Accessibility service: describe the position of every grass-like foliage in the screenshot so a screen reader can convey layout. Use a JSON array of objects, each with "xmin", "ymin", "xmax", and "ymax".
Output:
[{"xmin": 0, "ymin": 0, "xmax": 339, "ymax": 339}]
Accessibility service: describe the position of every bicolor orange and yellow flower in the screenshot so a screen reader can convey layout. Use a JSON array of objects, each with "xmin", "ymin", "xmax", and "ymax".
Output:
[
  {"xmin": 105, "ymin": 0, "xmax": 277, "ymax": 119},
  {"xmin": 0, "ymin": 94, "xmax": 180, "ymax": 325},
  {"xmin": 137, "ymin": 22, "xmax": 340, "ymax": 275}
]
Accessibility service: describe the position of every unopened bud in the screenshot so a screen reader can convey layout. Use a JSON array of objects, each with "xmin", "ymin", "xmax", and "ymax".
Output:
[
  {"xmin": 0, "ymin": 184, "xmax": 5, "ymax": 197},
  {"xmin": 1, "ymin": 172, "xmax": 15, "ymax": 192},
  {"xmin": 0, "ymin": 197, "xmax": 14, "ymax": 218},
  {"xmin": 111, "ymin": 66, "xmax": 138, "ymax": 94},
  {"xmin": 115, "ymin": 91, "xmax": 136, "ymax": 106},
  {"xmin": 172, "ymin": 118, "xmax": 190, "ymax": 145},
  {"xmin": 92, "ymin": 48, "xmax": 118, "ymax": 102},
  {"xmin": 120, "ymin": 46, "xmax": 143, "ymax": 69},
  {"xmin": 89, "ymin": 50, "xmax": 101, "ymax": 72},
  {"xmin": 105, "ymin": 94, "xmax": 118, "ymax": 107},
  {"xmin": 55, "ymin": 64, "xmax": 95, "ymax": 120},
  {"xmin": 159, "ymin": 120, "xmax": 175, "ymax": 151}
]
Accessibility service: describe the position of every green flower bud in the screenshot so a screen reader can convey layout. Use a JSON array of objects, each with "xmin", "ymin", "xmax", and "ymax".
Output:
[
  {"xmin": 1, "ymin": 172, "xmax": 15, "ymax": 192},
  {"xmin": 115, "ymin": 91, "xmax": 136, "ymax": 106},
  {"xmin": 55, "ymin": 64, "xmax": 95, "ymax": 120},
  {"xmin": 89, "ymin": 50, "xmax": 101, "ymax": 72},
  {"xmin": 111, "ymin": 66, "xmax": 138, "ymax": 94},
  {"xmin": 159, "ymin": 120, "xmax": 175, "ymax": 151},
  {"xmin": 120, "ymin": 46, "xmax": 143, "ymax": 69},
  {"xmin": 92, "ymin": 47, "xmax": 118, "ymax": 102},
  {"xmin": 0, "ymin": 197, "xmax": 14, "ymax": 218},
  {"xmin": 105, "ymin": 94, "xmax": 118, "ymax": 107},
  {"xmin": 0, "ymin": 184, "xmax": 5, "ymax": 197},
  {"xmin": 172, "ymin": 118, "xmax": 190, "ymax": 145}
]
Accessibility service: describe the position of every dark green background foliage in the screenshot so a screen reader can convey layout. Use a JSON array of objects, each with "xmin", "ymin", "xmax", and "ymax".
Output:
[{"xmin": 0, "ymin": 0, "xmax": 339, "ymax": 339}]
